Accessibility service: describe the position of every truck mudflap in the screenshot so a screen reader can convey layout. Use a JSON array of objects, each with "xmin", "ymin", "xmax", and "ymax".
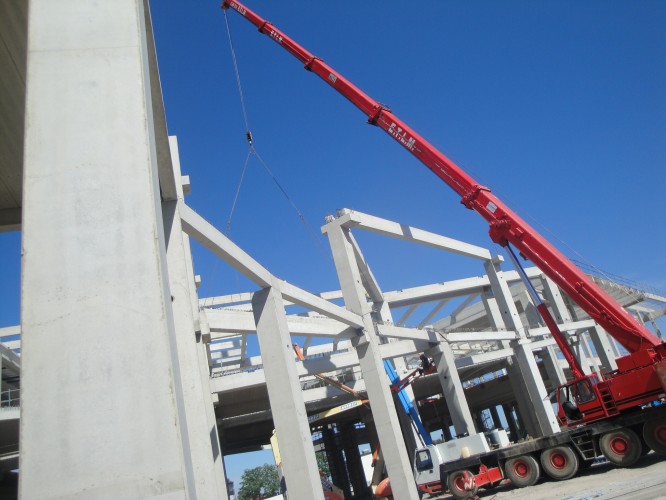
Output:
[
  {"xmin": 472, "ymin": 464, "xmax": 503, "ymax": 487},
  {"xmin": 417, "ymin": 480, "xmax": 444, "ymax": 495},
  {"xmin": 447, "ymin": 465, "xmax": 503, "ymax": 499}
]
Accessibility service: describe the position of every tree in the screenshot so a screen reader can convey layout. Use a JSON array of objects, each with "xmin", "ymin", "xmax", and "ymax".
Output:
[
  {"xmin": 237, "ymin": 463, "xmax": 281, "ymax": 500},
  {"xmin": 316, "ymin": 452, "xmax": 331, "ymax": 480}
]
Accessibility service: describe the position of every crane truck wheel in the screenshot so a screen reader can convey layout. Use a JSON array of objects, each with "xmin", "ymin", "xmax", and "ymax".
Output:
[
  {"xmin": 643, "ymin": 419, "xmax": 666, "ymax": 455},
  {"xmin": 540, "ymin": 445, "xmax": 579, "ymax": 480},
  {"xmin": 505, "ymin": 455, "xmax": 540, "ymax": 487},
  {"xmin": 447, "ymin": 469, "xmax": 478, "ymax": 499},
  {"xmin": 599, "ymin": 427, "xmax": 642, "ymax": 466}
]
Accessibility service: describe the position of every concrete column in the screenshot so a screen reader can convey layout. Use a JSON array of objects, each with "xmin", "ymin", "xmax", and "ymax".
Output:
[
  {"xmin": 502, "ymin": 404, "xmax": 518, "ymax": 441},
  {"xmin": 340, "ymin": 422, "xmax": 371, "ymax": 498},
  {"xmin": 580, "ymin": 332, "xmax": 601, "ymax": 376},
  {"xmin": 486, "ymin": 260, "xmax": 559, "ymax": 436},
  {"xmin": 323, "ymin": 426, "xmax": 350, "ymax": 499},
  {"xmin": 540, "ymin": 277, "xmax": 573, "ymax": 323},
  {"xmin": 20, "ymin": 1, "xmax": 196, "ymax": 497},
  {"xmin": 489, "ymin": 406, "xmax": 502, "ymax": 430},
  {"xmin": 323, "ymin": 224, "xmax": 419, "ymax": 500},
  {"xmin": 572, "ymin": 335, "xmax": 592, "ymax": 375},
  {"xmin": 162, "ymin": 138, "xmax": 228, "ymax": 498},
  {"xmin": 513, "ymin": 341, "xmax": 560, "ymax": 435},
  {"xmin": 541, "ymin": 345, "xmax": 567, "ymax": 387},
  {"xmin": 428, "ymin": 343, "xmax": 476, "ymax": 437},
  {"xmin": 589, "ymin": 326, "xmax": 618, "ymax": 374},
  {"xmin": 252, "ymin": 284, "xmax": 324, "ymax": 500}
]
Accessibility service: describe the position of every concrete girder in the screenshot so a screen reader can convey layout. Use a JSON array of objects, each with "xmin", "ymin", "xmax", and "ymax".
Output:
[
  {"xmin": 206, "ymin": 309, "xmax": 358, "ymax": 338},
  {"xmin": 327, "ymin": 208, "xmax": 492, "ymax": 261}
]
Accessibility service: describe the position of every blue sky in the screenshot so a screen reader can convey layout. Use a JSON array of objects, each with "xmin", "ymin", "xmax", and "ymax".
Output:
[
  {"xmin": 150, "ymin": 0, "xmax": 666, "ymax": 488},
  {"xmin": 2, "ymin": 0, "xmax": 665, "ymax": 491}
]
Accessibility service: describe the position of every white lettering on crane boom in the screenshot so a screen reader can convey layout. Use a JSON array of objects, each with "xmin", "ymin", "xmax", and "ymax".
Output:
[{"xmin": 388, "ymin": 122, "xmax": 416, "ymax": 151}]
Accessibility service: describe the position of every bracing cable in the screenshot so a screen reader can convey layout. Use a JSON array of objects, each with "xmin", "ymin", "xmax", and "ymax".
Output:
[{"xmin": 222, "ymin": 10, "xmax": 331, "ymax": 260}]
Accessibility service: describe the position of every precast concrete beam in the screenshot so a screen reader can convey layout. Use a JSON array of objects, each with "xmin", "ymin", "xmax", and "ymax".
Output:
[
  {"xmin": 252, "ymin": 284, "xmax": 324, "ymax": 500},
  {"xmin": 385, "ymin": 277, "xmax": 490, "ymax": 309},
  {"xmin": 526, "ymin": 319, "xmax": 595, "ymax": 338},
  {"xmin": 180, "ymin": 202, "xmax": 273, "ymax": 287},
  {"xmin": 206, "ymin": 309, "xmax": 358, "ymax": 338},
  {"xmin": 443, "ymin": 331, "xmax": 517, "ymax": 343},
  {"xmin": 380, "ymin": 338, "xmax": 431, "ymax": 359},
  {"xmin": 328, "ymin": 208, "xmax": 493, "ymax": 261},
  {"xmin": 376, "ymin": 324, "xmax": 439, "ymax": 343},
  {"xmin": 278, "ymin": 279, "xmax": 364, "ymax": 328}
]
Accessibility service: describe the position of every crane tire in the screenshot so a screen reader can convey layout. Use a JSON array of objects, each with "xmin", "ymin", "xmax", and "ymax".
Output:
[
  {"xmin": 600, "ymin": 427, "xmax": 642, "ymax": 466},
  {"xmin": 447, "ymin": 470, "xmax": 478, "ymax": 499},
  {"xmin": 505, "ymin": 455, "xmax": 540, "ymax": 487},
  {"xmin": 643, "ymin": 419, "xmax": 666, "ymax": 455},
  {"xmin": 540, "ymin": 445, "xmax": 579, "ymax": 480}
]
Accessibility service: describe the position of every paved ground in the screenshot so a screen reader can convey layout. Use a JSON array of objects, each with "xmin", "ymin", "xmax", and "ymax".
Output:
[{"xmin": 430, "ymin": 453, "xmax": 666, "ymax": 500}]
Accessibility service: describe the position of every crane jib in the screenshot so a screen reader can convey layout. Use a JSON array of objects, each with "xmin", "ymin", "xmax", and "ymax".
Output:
[{"xmin": 220, "ymin": 0, "xmax": 663, "ymax": 356}]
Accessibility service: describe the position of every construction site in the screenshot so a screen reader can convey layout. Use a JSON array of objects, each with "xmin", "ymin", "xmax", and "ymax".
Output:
[{"xmin": 1, "ymin": 1, "xmax": 665, "ymax": 499}]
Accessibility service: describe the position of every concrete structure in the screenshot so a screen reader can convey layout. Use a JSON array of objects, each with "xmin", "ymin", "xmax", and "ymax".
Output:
[{"xmin": 2, "ymin": 1, "xmax": 666, "ymax": 499}]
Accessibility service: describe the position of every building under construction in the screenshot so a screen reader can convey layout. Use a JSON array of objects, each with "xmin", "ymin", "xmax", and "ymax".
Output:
[{"xmin": 1, "ymin": 2, "xmax": 665, "ymax": 500}]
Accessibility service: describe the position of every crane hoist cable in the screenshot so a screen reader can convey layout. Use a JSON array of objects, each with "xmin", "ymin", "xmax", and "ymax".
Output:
[{"xmin": 222, "ymin": 9, "xmax": 329, "ymax": 259}]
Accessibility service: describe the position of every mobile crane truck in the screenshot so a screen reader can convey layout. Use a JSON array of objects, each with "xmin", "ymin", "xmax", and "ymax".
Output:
[{"xmin": 221, "ymin": 2, "xmax": 666, "ymax": 497}]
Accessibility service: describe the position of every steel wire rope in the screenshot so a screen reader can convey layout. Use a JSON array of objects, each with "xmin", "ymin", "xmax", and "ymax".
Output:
[{"xmin": 222, "ymin": 9, "xmax": 332, "ymax": 263}]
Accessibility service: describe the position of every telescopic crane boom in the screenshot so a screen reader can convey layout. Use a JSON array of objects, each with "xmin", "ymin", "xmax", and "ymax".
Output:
[{"xmin": 220, "ymin": 1, "xmax": 664, "ymax": 371}]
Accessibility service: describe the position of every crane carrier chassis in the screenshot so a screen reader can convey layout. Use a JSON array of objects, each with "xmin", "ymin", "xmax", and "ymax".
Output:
[{"xmin": 439, "ymin": 404, "xmax": 666, "ymax": 498}]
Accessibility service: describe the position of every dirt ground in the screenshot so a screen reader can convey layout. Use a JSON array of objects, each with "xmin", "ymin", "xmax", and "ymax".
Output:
[{"xmin": 429, "ymin": 453, "xmax": 666, "ymax": 500}]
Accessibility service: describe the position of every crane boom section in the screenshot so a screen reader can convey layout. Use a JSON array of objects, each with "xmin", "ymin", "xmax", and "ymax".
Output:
[{"xmin": 221, "ymin": 1, "xmax": 662, "ymax": 354}]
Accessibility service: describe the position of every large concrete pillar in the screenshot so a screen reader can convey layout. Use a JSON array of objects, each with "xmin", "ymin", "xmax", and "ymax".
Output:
[
  {"xmin": 252, "ymin": 284, "xmax": 324, "ymax": 500},
  {"xmin": 323, "ymin": 224, "xmax": 419, "ymax": 500},
  {"xmin": 486, "ymin": 259, "xmax": 559, "ymax": 436},
  {"xmin": 428, "ymin": 343, "xmax": 476, "ymax": 437},
  {"xmin": 20, "ymin": 1, "xmax": 197, "ymax": 497}
]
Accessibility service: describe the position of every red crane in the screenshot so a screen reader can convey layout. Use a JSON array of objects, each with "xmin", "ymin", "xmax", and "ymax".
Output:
[{"xmin": 221, "ymin": 1, "xmax": 665, "ymax": 424}]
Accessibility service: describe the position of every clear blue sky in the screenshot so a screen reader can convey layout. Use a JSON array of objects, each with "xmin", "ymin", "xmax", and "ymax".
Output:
[{"xmin": 1, "ymin": 0, "xmax": 665, "ymax": 491}]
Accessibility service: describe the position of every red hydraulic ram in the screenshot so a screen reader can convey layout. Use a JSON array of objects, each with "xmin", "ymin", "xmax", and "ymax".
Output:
[{"xmin": 221, "ymin": 0, "xmax": 663, "ymax": 359}]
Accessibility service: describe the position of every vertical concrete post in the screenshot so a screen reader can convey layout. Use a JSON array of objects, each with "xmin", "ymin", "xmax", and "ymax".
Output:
[
  {"xmin": 540, "ymin": 277, "xmax": 573, "ymax": 324},
  {"xmin": 20, "ymin": 1, "xmax": 195, "ymax": 497},
  {"xmin": 572, "ymin": 335, "xmax": 592, "ymax": 375},
  {"xmin": 580, "ymin": 332, "xmax": 601, "ymax": 376},
  {"xmin": 162, "ymin": 137, "xmax": 228, "ymax": 499},
  {"xmin": 486, "ymin": 260, "xmax": 559, "ymax": 436},
  {"xmin": 252, "ymin": 283, "xmax": 323, "ymax": 500},
  {"xmin": 427, "ymin": 343, "xmax": 476, "ymax": 437},
  {"xmin": 589, "ymin": 326, "xmax": 618, "ymax": 374},
  {"xmin": 489, "ymin": 405, "xmax": 502, "ymax": 429},
  {"xmin": 512, "ymin": 341, "xmax": 560, "ymax": 435},
  {"xmin": 541, "ymin": 345, "xmax": 567, "ymax": 386},
  {"xmin": 323, "ymin": 224, "xmax": 419, "ymax": 500}
]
